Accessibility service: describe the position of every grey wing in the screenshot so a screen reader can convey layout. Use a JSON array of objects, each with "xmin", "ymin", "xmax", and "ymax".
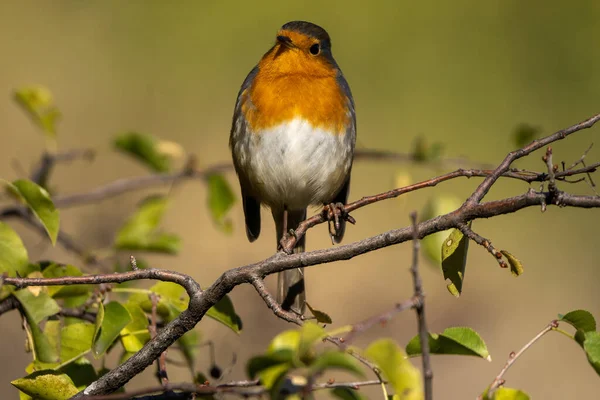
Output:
[
  {"xmin": 330, "ymin": 70, "xmax": 357, "ymax": 244},
  {"xmin": 230, "ymin": 65, "xmax": 262, "ymax": 242}
]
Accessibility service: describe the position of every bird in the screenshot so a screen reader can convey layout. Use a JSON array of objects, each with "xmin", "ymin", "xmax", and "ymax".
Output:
[{"xmin": 229, "ymin": 21, "xmax": 356, "ymax": 314}]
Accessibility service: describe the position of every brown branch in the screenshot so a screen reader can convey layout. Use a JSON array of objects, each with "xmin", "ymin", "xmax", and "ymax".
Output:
[
  {"xmin": 410, "ymin": 212, "xmax": 432, "ymax": 400},
  {"xmin": 480, "ymin": 320, "xmax": 559, "ymax": 399},
  {"xmin": 466, "ymin": 113, "xmax": 600, "ymax": 205},
  {"xmin": 0, "ymin": 114, "xmax": 597, "ymax": 397},
  {"xmin": 456, "ymin": 222, "xmax": 507, "ymax": 269},
  {"xmin": 149, "ymin": 293, "xmax": 169, "ymax": 388},
  {"xmin": 80, "ymin": 379, "xmax": 383, "ymax": 399}
]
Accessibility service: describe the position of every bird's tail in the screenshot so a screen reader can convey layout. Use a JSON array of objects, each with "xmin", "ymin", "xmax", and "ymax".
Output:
[{"xmin": 274, "ymin": 208, "xmax": 306, "ymax": 314}]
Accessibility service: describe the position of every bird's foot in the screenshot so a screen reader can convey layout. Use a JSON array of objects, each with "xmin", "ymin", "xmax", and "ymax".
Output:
[
  {"xmin": 278, "ymin": 229, "xmax": 298, "ymax": 255},
  {"xmin": 323, "ymin": 202, "xmax": 355, "ymax": 242}
]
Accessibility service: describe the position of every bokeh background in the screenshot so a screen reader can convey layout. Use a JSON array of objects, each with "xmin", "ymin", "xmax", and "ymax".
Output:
[{"xmin": 1, "ymin": 1, "xmax": 599, "ymax": 398}]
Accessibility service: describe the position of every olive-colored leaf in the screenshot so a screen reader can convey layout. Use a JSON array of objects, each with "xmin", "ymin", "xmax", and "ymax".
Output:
[
  {"xmin": 441, "ymin": 226, "xmax": 470, "ymax": 297},
  {"xmin": 306, "ymin": 302, "xmax": 333, "ymax": 324},
  {"xmin": 58, "ymin": 358, "xmax": 97, "ymax": 390},
  {"xmin": 12, "ymin": 370, "xmax": 78, "ymax": 400},
  {"xmin": 14, "ymin": 289, "xmax": 61, "ymax": 325},
  {"xmin": 60, "ymin": 322, "xmax": 95, "ymax": 363},
  {"xmin": 0, "ymin": 221, "xmax": 30, "ymax": 277},
  {"xmin": 23, "ymin": 313, "xmax": 59, "ymax": 364},
  {"xmin": 6, "ymin": 179, "xmax": 60, "ymax": 245},
  {"xmin": 247, "ymin": 351, "xmax": 293, "ymax": 379},
  {"xmin": 120, "ymin": 303, "xmax": 151, "ymax": 353},
  {"xmin": 420, "ymin": 195, "xmax": 462, "ymax": 266},
  {"xmin": 493, "ymin": 387, "xmax": 531, "ymax": 400},
  {"xmin": 365, "ymin": 339, "xmax": 423, "ymax": 399},
  {"xmin": 206, "ymin": 294, "xmax": 243, "ymax": 333},
  {"xmin": 309, "ymin": 351, "xmax": 364, "ymax": 377},
  {"xmin": 42, "ymin": 264, "xmax": 90, "ymax": 299},
  {"xmin": 298, "ymin": 322, "xmax": 327, "ymax": 359},
  {"xmin": 115, "ymin": 196, "xmax": 180, "ymax": 254},
  {"xmin": 113, "ymin": 132, "xmax": 171, "ymax": 172},
  {"xmin": 406, "ymin": 327, "xmax": 491, "ymax": 361},
  {"xmin": 93, "ymin": 301, "xmax": 132, "ymax": 357},
  {"xmin": 268, "ymin": 330, "xmax": 301, "ymax": 355},
  {"xmin": 206, "ymin": 173, "xmax": 236, "ymax": 233},
  {"xmin": 560, "ymin": 310, "xmax": 597, "ymax": 347},
  {"xmin": 14, "ymin": 86, "xmax": 61, "ymax": 138},
  {"xmin": 260, "ymin": 363, "xmax": 291, "ymax": 390},
  {"xmin": 331, "ymin": 387, "xmax": 366, "ymax": 400},
  {"xmin": 583, "ymin": 331, "xmax": 600, "ymax": 376},
  {"xmin": 500, "ymin": 250, "xmax": 524, "ymax": 277}
]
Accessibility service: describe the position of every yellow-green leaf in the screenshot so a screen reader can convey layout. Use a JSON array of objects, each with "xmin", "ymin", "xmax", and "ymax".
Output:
[
  {"xmin": 207, "ymin": 173, "xmax": 236, "ymax": 233},
  {"xmin": 420, "ymin": 195, "xmax": 462, "ymax": 266},
  {"xmin": 494, "ymin": 387, "xmax": 531, "ymax": 400},
  {"xmin": 92, "ymin": 301, "xmax": 132, "ymax": 357},
  {"xmin": 114, "ymin": 132, "xmax": 172, "ymax": 172},
  {"xmin": 500, "ymin": 250, "xmax": 524, "ymax": 277},
  {"xmin": 115, "ymin": 196, "xmax": 180, "ymax": 254},
  {"xmin": 406, "ymin": 326, "xmax": 491, "ymax": 361},
  {"xmin": 120, "ymin": 303, "xmax": 151, "ymax": 353},
  {"xmin": 12, "ymin": 370, "xmax": 78, "ymax": 400},
  {"xmin": 583, "ymin": 331, "xmax": 600, "ymax": 376},
  {"xmin": 6, "ymin": 179, "xmax": 60, "ymax": 244},
  {"xmin": 206, "ymin": 294, "xmax": 242, "ymax": 333},
  {"xmin": 0, "ymin": 221, "xmax": 30, "ymax": 277},
  {"xmin": 306, "ymin": 302, "xmax": 333, "ymax": 324},
  {"xmin": 560, "ymin": 309, "xmax": 596, "ymax": 347},
  {"xmin": 365, "ymin": 339, "xmax": 423, "ymax": 400},
  {"xmin": 441, "ymin": 227, "xmax": 470, "ymax": 296},
  {"xmin": 14, "ymin": 86, "xmax": 61, "ymax": 138}
]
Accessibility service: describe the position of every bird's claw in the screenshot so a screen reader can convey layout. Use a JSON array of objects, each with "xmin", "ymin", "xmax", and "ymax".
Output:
[{"xmin": 323, "ymin": 202, "xmax": 355, "ymax": 240}]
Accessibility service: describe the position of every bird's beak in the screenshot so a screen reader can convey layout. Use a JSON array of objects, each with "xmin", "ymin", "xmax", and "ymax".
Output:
[{"xmin": 276, "ymin": 35, "xmax": 294, "ymax": 48}]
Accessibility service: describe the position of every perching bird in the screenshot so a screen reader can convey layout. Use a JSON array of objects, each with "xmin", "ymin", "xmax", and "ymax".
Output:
[{"xmin": 229, "ymin": 21, "xmax": 356, "ymax": 313}]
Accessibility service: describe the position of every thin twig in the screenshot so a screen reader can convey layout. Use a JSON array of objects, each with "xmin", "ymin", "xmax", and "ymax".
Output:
[
  {"xmin": 456, "ymin": 222, "xmax": 507, "ymax": 269},
  {"xmin": 410, "ymin": 212, "xmax": 432, "ymax": 400},
  {"xmin": 482, "ymin": 320, "xmax": 558, "ymax": 399}
]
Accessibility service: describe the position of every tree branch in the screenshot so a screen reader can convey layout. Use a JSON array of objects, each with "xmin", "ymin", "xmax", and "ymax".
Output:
[{"xmin": 0, "ymin": 113, "xmax": 598, "ymax": 397}]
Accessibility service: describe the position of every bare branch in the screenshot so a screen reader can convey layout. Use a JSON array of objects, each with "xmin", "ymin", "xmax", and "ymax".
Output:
[
  {"xmin": 410, "ymin": 212, "xmax": 432, "ymax": 400},
  {"xmin": 480, "ymin": 320, "xmax": 559, "ymax": 399}
]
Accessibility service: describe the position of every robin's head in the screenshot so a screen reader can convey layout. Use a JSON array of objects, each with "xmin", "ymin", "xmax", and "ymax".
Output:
[{"xmin": 259, "ymin": 21, "xmax": 338, "ymax": 77}]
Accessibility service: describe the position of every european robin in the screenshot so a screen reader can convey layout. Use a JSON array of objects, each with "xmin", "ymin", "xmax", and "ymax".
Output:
[{"xmin": 229, "ymin": 21, "xmax": 356, "ymax": 313}]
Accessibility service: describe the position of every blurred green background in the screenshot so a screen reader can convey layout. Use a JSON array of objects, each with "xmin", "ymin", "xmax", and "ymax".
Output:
[{"xmin": 1, "ymin": 1, "xmax": 599, "ymax": 398}]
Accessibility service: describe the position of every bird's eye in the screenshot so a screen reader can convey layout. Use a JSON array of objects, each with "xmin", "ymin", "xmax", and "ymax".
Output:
[{"xmin": 309, "ymin": 43, "xmax": 320, "ymax": 55}]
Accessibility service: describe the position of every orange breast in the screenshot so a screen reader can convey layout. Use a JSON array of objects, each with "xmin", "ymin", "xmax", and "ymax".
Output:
[{"xmin": 241, "ymin": 49, "xmax": 350, "ymax": 134}]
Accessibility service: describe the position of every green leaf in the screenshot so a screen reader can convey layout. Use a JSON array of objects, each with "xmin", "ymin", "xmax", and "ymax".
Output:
[
  {"xmin": 24, "ymin": 313, "xmax": 59, "ymax": 363},
  {"xmin": 60, "ymin": 322, "xmax": 95, "ymax": 363},
  {"xmin": 420, "ymin": 195, "xmax": 462, "ymax": 266},
  {"xmin": 365, "ymin": 339, "xmax": 422, "ymax": 400},
  {"xmin": 120, "ymin": 303, "xmax": 151, "ymax": 353},
  {"xmin": 206, "ymin": 294, "xmax": 243, "ymax": 333},
  {"xmin": 500, "ymin": 250, "xmax": 524, "ymax": 277},
  {"xmin": 92, "ymin": 301, "xmax": 132, "ymax": 357},
  {"xmin": 14, "ymin": 289, "xmax": 61, "ymax": 325},
  {"xmin": 512, "ymin": 123, "xmax": 541, "ymax": 148},
  {"xmin": 583, "ymin": 331, "xmax": 600, "ymax": 376},
  {"xmin": 14, "ymin": 86, "xmax": 61, "ymax": 138},
  {"xmin": 298, "ymin": 322, "xmax": 327, "ymax": 359},
  {"xmin": 58, "ymin": 358, "xmax": 97, "ymax": 390},
  {"xmin": 441, "ymin": 226, "xmax": 470, "ymax": 297},
  {"xmin": 12, "ymin": 370, "xmax": 78, "ymax": 400},
  {"xmin": 42, "ymin": 264, "xmax": 90, "ymax": 298},
  {"xmin": 0, "ymin": 221, "xmax": 30, "ymax": 277},
  {"xmin": 206, "ymin": 173, "xmax": 236, "ymax": 233},
  {"xmin": 115, "ymin": 196, "xmax": 180, "ymax": 254},
  {"xmin": 6, "ymin": 179, "xmax": 60, "ymax": 244},
  {"xmin": 494, "ymin": 387, "xmax": 531, "ymax": 400},
  {"xmin": 331, "ymin": 387, "xmax": 366, "ymax": 400},
  {"xmin": 306, "ymin": 302, "xmax": 333, "ymax": 324},
  {"xmin": 560, "ymin": 310, "xmax": 597, "ymax": 346},
  {"xmin": 309, "ymin": 351, "xmax": 364, "ymax": 377},
  {"xmin": 113, "ymin": 132, "xmax": 171, "ymax": 172},
  {"xmin": 406, "ymin": 327, "xmax": 491, "ymax": 361},
  {"xmin": 268, "ymin": 330, "xmax": 301, "ymax": 356},
  {"xmin": 247, "ymin": 352, "xmax": 293, "ymax": 379}
]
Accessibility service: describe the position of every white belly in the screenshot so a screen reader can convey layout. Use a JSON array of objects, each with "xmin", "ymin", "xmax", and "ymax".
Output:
[{"xmin": 238, "ymin": 118, "xmax": 352, "ymax": 210}]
